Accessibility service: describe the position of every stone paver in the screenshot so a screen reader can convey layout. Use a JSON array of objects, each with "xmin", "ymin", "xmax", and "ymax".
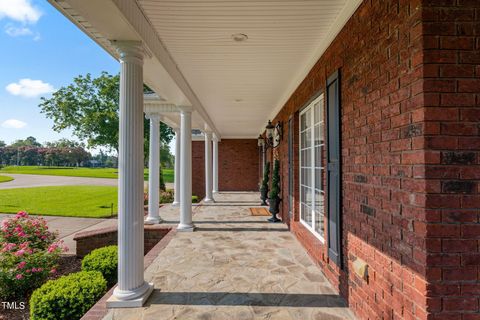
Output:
[{"xmin": 105, "ymin": 192, "xmax": 355, "ymax": 320}]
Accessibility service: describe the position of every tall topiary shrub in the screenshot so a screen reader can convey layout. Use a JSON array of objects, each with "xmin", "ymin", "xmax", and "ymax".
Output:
[
  {"xmin": 268, "ymin": 159, "xmax": 281, "ymax": 222},
  {"xmin": 260, "ymin": 161, "xmax": 270, "ymax": 206}
]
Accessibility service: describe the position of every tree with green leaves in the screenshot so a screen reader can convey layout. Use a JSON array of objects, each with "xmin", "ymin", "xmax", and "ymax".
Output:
[
  {"xmin": 44, "ymin": 139, "xmax": 85, "ymax": 149},
  {"xmin": 39, "ymin": 72, "xmax": 173, "ymax": 153},
  {"xmin": 10, "ymin": 136, "xmax": 42, "ymax": 147}
]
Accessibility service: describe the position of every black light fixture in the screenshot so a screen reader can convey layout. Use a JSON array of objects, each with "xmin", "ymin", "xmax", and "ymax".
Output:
[
  {"xmin": 265, "ymin": 120, "xmax": 275, "ymax": 139},
  {"xmin": 258, "ymin": 120, "xmax": 283, "ymax": 149},
  {"xmin": 257, "ymin": 134, "xmax": 265, "ymax": 147}
]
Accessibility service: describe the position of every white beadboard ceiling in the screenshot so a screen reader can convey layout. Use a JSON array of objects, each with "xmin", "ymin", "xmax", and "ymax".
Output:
[
  {"xmin": 49, "ymin": 0, "xmax": 361, "ymax": 138},
  {"xmin": 137, "ymin": 0, "xmax": 360, "ymax": 138}
]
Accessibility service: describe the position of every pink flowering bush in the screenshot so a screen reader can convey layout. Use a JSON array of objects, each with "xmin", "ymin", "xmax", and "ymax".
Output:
[{"xmin": 0, "ymin": 211, "xmax": 68, "ymax": 299}]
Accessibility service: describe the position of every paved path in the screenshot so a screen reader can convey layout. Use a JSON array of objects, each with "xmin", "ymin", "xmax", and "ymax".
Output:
[
  {"xmin": 0, "ymin": 174, "xmax": 118, "ymax": 189},
  {"xmin": 0, "ymin": 173, "xmax": 173, "ymax": 190},
  {"xmin": 105, "ymin": 192, "xmax": 355, "ymax": 320}
]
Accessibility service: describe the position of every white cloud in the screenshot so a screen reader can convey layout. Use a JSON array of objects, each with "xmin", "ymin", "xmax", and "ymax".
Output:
[
  {"xmin": 1, "ymin": 119, "xmax": 27, "ymax": 129},
  {"xmin": 6, "ymin": 79, "xmax": 55, "ymax": 98},
  {"xmin": 0, "ymin": 0, "xmax": 42, "ymax": 24},
  {"xmin": 4, "ymin": 24, "xmax": 32, "ymax": 37}
]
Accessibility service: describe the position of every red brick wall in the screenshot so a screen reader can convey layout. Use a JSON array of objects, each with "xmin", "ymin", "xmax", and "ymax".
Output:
[
  {"xmin": 73, "ymin": 225, "xmax": 171, "ymax": 258},
  {"xmin": 270, "ymin": 1, "xmax": 434, "ymax": 319},
  {"xmin": 421, "ymin": 1, "xmax": 480, "ymax": 319},
  {"xmin": 192, "ymin": 139, "xmax": 260, "ymax": 198},
  {"xmin": 218, "ymin": 139, "xmax": 260, "ymax": 192},
  {"xmin": 192, "ymin": 140, "xmax": 205, "ymax": 199}
]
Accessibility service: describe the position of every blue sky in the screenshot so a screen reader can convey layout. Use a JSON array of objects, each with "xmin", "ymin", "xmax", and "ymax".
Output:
[{"xmin": 0, "ymin": 0, "xmax": 118, "ymax": 147}]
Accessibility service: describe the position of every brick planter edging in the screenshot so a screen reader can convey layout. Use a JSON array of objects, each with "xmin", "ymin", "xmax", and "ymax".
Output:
[
  {"xmin": 74, "ymin": 225, "xmax": 171, "ymax": 258},
  {"xmin": 81, "ymin": 204, "xmax": 203, "ymax": 320},
  {"xmin": 80, "ymin": 228, "xmax": 176, "ymax": 320}
]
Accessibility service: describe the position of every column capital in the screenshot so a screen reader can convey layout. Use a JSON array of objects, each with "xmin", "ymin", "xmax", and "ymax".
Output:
[
  {"xmin": 145, "ymin": 112, "xmax": 162, "ymax": 122},
  {"xmin": 204, "ymin": 130, "xmax": 213, "ymax": 138},
  {"xmin": 112, "ymin": 40, "xmax": 144, "ymax": 65},
  {"xmin": 178, "ymin": 105, "xmax": 193, "ymax": 113}
]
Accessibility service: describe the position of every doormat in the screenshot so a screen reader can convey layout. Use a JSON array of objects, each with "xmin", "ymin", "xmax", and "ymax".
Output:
[{"xmin": 249, "ymin": 207, "xmax": 270, "ymax": 216}]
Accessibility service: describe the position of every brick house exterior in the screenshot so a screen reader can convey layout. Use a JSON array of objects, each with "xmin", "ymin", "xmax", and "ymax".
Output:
[
  {"xmin": 193, "ymin": 1, "xmax": 480, "ymax": 319},
  {"xmin": 53, "ymin": 0, "xmax": 479, "ymax": 318},
  {"xmin": 275, "ymin": 1, "xmax": 480, "ymax": 319},
  {"xmin": 192, "ymin": 139, "xmax": 260, "ymax": 199}
]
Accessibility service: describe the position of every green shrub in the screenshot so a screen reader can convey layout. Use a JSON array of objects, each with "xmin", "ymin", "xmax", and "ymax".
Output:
[
  {"xmin": 192, "ymin": 195, "xmax": 199, "ymax": 203},
  {"xmin": 81, "ymin": 245, "xmax": 117, "ymax": 286},
  {"xmin": 30, "ymin": 271, "xmax": 107, "ymax": 320},
  {"xmin": 269, "ymin": 159, "xmax": 281, "ymax": 200},
  {"xmin": 159, "ymin": 189, "xmax": 174, "ymax": 204}
]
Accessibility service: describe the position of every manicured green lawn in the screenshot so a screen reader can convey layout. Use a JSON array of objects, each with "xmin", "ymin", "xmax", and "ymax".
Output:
[
  {"xmin": 161, "ymin": 169, "xmax": 174, "ymax": 184},
  {"xmin": 0, "ymin": 186, "xmax": 118, "ymax": 218},
  {"xmin": 0, "ymin": 175, "xmax": 14, "ymax": 183},
  {"xmin": 0, "ymin": 166, "xmax": 174, "ymax": 183}
]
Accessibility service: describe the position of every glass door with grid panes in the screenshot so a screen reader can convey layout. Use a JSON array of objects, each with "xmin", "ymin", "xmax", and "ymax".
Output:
[{"xmin": 299, "ymin": 94, "xmax": 325, "ymax": 241}]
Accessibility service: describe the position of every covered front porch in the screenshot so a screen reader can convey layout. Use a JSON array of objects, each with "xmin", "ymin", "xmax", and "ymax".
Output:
[{"xmin": 94, "ymin": 192, "xmax": 354, "ymax": 320}]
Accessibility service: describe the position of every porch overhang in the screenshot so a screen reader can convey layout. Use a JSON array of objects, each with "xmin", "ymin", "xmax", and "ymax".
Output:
[{"xmin": 48, "ymin": 0, "xmax": 361, "ymax": 138}]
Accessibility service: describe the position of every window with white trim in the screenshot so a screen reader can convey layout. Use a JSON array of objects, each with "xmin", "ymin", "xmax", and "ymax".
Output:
[{"xmin": 299, "ymin": 94, "xmax": 325, "ymax": 241}]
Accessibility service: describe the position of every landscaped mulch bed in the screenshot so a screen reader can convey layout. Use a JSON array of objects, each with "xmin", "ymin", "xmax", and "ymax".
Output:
[{"xmin": 0, "ymin": 255, "xmax": 82, "ymax": 320}]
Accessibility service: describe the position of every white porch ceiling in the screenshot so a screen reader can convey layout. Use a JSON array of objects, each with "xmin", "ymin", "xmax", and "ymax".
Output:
[
  {"xmin": 49, "ymin": 0, "xmax": 361, "ymax": 139},
  {"xmin": 137, "ymin": 0, "xmax": 360, "ymax": 138}
]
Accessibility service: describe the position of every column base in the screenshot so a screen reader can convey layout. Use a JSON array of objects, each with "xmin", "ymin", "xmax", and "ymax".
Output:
[
  {"xmin": 204, "ymin": 198, "xmax": 215, "ymax": 203},
  {"xmin": 213, "ymin": 190, "xmax": 219, "ymax": 194},
  {"xmin": 171, "ymin": 201, "xmax": 180, "ymax": 207},
  {"xmin": 144, "ymin": 216, "xmax": 163, "ymax": 225},
  {"xmin": 107, "ymin": 282, "xmax": 154, "ymax": 308},
  {"xmin": 177, "ymin": 223, "xmax": 196, "ymax": 232}
]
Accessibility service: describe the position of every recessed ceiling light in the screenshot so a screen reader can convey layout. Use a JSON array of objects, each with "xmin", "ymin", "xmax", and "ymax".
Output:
[
  {"xmin": 231, "ymin": 33, "xmax": 248, "ymax": 42},
  {"xmin": 234, "ymin": 98, "xmax": 243, "ymax": 102}
]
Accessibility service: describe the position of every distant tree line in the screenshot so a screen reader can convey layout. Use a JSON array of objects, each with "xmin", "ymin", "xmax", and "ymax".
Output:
[
  {"xmin": 0, "ymin": 137, "xmax": 92, "ymax": 167},
  {"xmin": 0, "ymin": 136, "xmax": 174, "ymax": 169}
]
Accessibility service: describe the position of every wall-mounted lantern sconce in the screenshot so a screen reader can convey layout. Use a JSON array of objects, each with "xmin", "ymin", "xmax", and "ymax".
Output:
[{"xmin": 258, "ymin": 120, "xmax": 283, "ymax": 149}]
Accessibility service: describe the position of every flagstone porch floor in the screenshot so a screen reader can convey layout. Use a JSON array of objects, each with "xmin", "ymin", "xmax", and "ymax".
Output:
[{"xmin": 104, "ymin": 192, "xmax": 355, "ymax": 320}]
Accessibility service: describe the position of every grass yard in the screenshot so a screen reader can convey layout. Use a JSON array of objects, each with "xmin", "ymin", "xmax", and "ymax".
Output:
[
  {"xmin": 0, "ymin": 166, "xmax": 174, "ymax": 183},
  {"xmin": 0, "ymin": 186, "xmax": 118, "ymax": 218},
  {"xmin": 0, "ymin": 175, "xmax": 14, "ymax": 183}
]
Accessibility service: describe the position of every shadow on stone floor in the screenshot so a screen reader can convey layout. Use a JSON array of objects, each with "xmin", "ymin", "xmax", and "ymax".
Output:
[
  {"xmin": 213, "ymin": 200, "xmax": 263, "ymax": 203},
  {"xmin": 199, "ymin": 204, "xmax": 265, "ymax": 207},
  {"xmin": 160, "ymin": 220, "xmax": 271, "ymax": 224},
  {"xmin": 146, "ymin": 291, "xmax": 347, "ymax": 308},
  {"xmin": 194, "ymin": 227, "xmax": 288, "ymax": 232}
]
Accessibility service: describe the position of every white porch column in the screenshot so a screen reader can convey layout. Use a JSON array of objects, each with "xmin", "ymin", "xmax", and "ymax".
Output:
[
  {"xmin": 204, "ymin": 131, "xmax": 214, "ymax": 203},
  {"xmin": 177, "ymin": 107, "xmax": 195, "ymax": 231},
  {"xmin": 145, "ymin": 113, "xmax": 162, "ymax": 224},
  {"xmin": 212, "ymin": 135, "xmax": 219, "ymax": 194},
  {"xmin": 108, "ymin": 41, "xmax": 153, "ymax": 308},
  {"xmin": 172, "ymin": 127, "xmax": 181, "ymax": 206}
]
